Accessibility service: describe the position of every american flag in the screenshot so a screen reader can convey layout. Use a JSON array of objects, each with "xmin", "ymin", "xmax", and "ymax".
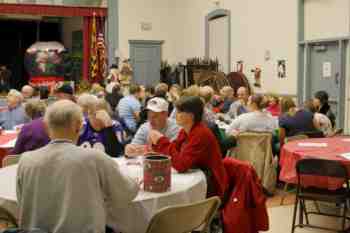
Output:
[
  {"xmin": 97, "ymin": 32, "xmax": 107, "ymax": 80},
  {"xmin": 90, "ymin": 14, "xmax": 98, "ymax": 81}
]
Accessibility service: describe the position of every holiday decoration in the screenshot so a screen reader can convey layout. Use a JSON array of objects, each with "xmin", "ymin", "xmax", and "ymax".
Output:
[
  {"xmin": 25, "ymin": 41, "xmax": 70, "ymax": 88},
  {"xmin": 251, "ymin": 67, "xmax": 262, "ymax": 88}
]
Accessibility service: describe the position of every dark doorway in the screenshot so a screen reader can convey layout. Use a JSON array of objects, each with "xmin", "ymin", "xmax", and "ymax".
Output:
[{"xmin": 0, "ymin": 19, "xmax": 61, "ymax": 89}]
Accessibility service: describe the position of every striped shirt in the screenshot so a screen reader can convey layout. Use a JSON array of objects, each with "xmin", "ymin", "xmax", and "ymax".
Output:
[{"xmin": 117, "ymin": 95, "xmax": 141, "ymax": 132}]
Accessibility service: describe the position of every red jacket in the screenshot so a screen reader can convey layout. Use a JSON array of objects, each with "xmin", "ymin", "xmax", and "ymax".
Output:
[
  {"xmin": 153, "ymin": 122, "xmax": 228, "ymax": 199},
  {"xmin": 222, "ymin": 158, "xmax": 269, "ymax": 233},
  {"xmin": 266, "ymin": 103, "xmax": 281, "ymax": 117}
]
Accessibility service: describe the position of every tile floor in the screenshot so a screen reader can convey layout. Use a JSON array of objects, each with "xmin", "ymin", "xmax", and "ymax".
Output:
[{"xmin": 267, "ymin": 190, "xmax": 348, "ymax": 233}]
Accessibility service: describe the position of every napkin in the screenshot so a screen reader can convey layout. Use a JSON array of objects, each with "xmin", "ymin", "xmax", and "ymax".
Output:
[
  {"xmin": 340, "ymin": 153, "xmax": 350, "ymax": 160},
  {"xmin": 297, "ymin": 142, "xmax": 328, "ymax": 147}
]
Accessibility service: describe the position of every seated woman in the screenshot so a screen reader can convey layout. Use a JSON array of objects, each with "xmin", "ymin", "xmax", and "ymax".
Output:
[
  {"xmin": 313, "ymin": 90, "xmax": 336, "ymax": 128},
  {"xmin": 78, "ymin": 98, "xmax": 125, "ymax": 157},
  {"xmin": 225, "ymin": 94, "xmax": 278, "ymax": 136},
  {"xmin": 279, "ymin": 97, "xmax": 319, "ymax": 146},
  {"xmin": 266, "ymin": 94, "xmax": 281, "ymax": 117},
  {"xmin": 148, "ymin": 96, "xmax": 228, "ymax": 199},
  {"xmin": 304, "ymin": 100, "xmax": 333, "ymax": 137},
  {"xmin": 11, "ymin": 99, "xmax": 50, "ymax": 155}
]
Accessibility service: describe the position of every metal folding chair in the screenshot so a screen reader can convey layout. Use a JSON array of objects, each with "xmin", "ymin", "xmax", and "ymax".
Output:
[
  {"xmin": 291, "ymin": 159, "xmax": 350, "ymax": 233},
  {"xmin": 145, "ymin": 196, "xmax": 221, "ymax": 233}
]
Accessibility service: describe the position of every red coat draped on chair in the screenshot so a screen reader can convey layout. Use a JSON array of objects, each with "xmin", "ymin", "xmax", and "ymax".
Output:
[{"xmin": 222, "ymin": 158, "xmax": 269, "ymax": 233}]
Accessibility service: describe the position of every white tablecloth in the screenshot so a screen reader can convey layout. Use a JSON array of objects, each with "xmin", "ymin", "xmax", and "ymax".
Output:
[{"xmin": 0, "ymin": 157, "xmax": 207, "ymax": 233}]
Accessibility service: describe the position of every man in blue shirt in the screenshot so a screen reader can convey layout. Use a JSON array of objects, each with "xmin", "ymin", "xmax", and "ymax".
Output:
[
  {"xmin": 117, "ymin": 84, "xmax": 142, "ymax": 133},
  {"xmin": 125, "ymin": 97, "xmax": 180, "ymax": 156},
  {"xmin": 0, "ymin": 89, "xmax": 29, "ymax": 130}
]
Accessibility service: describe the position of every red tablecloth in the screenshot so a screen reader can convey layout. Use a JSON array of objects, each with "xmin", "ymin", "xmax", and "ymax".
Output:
[
  {"xmin": 279, "ymin": 137, "xmax": 350, "ymax": 190},
  {"xmin": 0, "ymin": 132, "xmax": 18, "ymax": 167},
  {"xmin": 0, "ymin": 132, "xmax": 17, "ymax": 146}
]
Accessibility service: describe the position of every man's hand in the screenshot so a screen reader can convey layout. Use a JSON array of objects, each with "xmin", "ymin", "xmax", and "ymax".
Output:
[
  {"xmin": 148, "ymin": 129, "xmax": 164, "ymax": 145},
  {"xmin": 95, "ymin": 110, "xmax": 113, "ymax": 128},
  {"xmin": 125, "ymin": 144, "xmax": 147, "ymax": 157}
]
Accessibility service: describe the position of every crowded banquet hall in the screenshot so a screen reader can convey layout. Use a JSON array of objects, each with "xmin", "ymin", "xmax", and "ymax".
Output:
[{"xmin": 0, "ymin": 0, "xmax": 349, "ymax": 233}]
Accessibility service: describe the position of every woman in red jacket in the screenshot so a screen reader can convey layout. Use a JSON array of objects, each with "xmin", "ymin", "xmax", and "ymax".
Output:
[{"xmin": 148, "ymin": 96, "xmax": 228, "ymax": 199}]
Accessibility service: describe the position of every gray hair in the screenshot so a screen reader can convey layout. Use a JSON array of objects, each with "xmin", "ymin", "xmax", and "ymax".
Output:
[
  {"xmin": 24, "ymin": 99, "xmax": 47, "ymax": 119},
  {"xmin": 8, "ymin": 89, "xmax": 24, "ymax": 102},
  {"xmin": 77, "ymin": 93, "xmax": 98, "ymax": 114},
  {"xmin": 88, "ymin": 98, "xmax": 113, "ymax": 116},
  {"xmin": 44, "ymin": 100, "xmax": 83, "ymax": 132}
]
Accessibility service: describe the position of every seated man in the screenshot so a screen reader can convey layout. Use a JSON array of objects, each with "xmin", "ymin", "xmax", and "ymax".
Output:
[
  {"xmin": 17, "ymin": 100, "xmax": 138, "ymax": 233},
  {"xmin": 117, "ymin": 84, "xmax": 142, "ymax": 133},
  {"xmin": 226, "ymin": 86, "xmax": 249, "ymax": 119},
  {"xmin": 125, "ymin": 97, "xmax": 180, "ymax": 156},
  {"xmin": 21, "ymin": 85, "xmax": 35, "ymax": 100},
  {"xmin": 54, "ymin": 83, "xmax": 76, "ymax": 102},
  {"xmin": 0, "ymin": 89, "xmax": 28, "ymax": 130}
]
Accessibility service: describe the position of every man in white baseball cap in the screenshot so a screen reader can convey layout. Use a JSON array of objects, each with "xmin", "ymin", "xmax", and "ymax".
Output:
[{"xmin": 125, "ymin": 97, "xmax": 180, "ymax": 156}]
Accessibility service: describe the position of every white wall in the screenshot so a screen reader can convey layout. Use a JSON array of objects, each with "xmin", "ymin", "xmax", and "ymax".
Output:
[
  {"xmin": 117, "ymin": 0, "xmax": 349, "ymax": 98},
  {"xmin": 173, "ymin": 0, "xmax": 298, "ymax": 95},
  {"xmin": 118, "ymin": 0, "xmax": 178, "ymax": 63},
  {"xmin": 304, "ymin": 0, "xmax": 349, "ymax": 40},
  {"xmin": 61, "ymin": 17, "xmax": 83, "ymax": 52}
]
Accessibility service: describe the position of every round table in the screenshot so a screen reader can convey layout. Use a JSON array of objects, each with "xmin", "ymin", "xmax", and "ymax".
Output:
[
  {"xmin": 0, "ymin": 157, "xmax": 207, "ymax": 233},
  {"xmin": 0, "ymin": 130, "xmax": 17, "ymax": 149},
  {"xmin": 279, "ymin": 137, "xmax": 350, "ymax": 190}
]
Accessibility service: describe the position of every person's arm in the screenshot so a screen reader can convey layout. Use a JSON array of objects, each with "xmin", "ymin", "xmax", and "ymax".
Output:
[
  {"xmin": 98, "ymin": 155, "xmax": 139, "ymax": 210},
  {"xmin": 131, "ymin": 100, "xmax": 141, "ymax": 123},
  {"xmin": 313, "ymin": 115, "xmax": 321, "ymax": 130},
  {"xmin": 102, "ymin": 126, "xmax": 123, "ymax": 157},
  {"xmin": 10, "ymin": 125, "xmax": 28, "ymax": 155},
  {"xmin": 96, "ymin": 110, "xmax": 123, "ymax": 157},
  {"xmin": 279, "ymin": 127, "xmax": 286, "ymax": 147},
  {"xmin": 225, "ymin": 116, "xmax": 241, "ymax": 136},
  {"xmin": 130, "ymin": 124, "xmax": 148, "ymax": 145},
  {"xmin": 152, "ymin": 130, "xmax": 208, "ymax": 173}
]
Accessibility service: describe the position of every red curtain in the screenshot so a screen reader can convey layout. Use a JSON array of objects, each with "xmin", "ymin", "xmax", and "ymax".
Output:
[
  {"xmin": 0, "ymin": 3, "xmax": 107, "ymax": 17},
  {"xmin": 0, "ymin": 3, "xmax": 107, "ymax": 83}
]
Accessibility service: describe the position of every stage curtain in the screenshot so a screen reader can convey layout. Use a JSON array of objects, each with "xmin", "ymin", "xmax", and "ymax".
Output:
[{"xmin": 0, "ymin": 3, "xmax": 106, "ymax": 17}]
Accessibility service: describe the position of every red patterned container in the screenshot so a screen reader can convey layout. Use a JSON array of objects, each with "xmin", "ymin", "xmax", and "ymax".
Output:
[{"xmin": 143, "ymin": 155, "xmax": 171, "ymax": 192}]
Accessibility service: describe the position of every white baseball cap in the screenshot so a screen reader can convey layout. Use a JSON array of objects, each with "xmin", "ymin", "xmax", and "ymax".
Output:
[{"xmin": 146, "ymin": 97, "xmax": 169, "ymax": 112}]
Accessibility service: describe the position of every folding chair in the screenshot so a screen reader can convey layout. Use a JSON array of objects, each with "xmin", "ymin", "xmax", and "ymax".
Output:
[
  {"xmin": 230, "ymin": 132, "xmax": 277, "ymax": 194},
  {"xmin": 145, "ymin": 196, "xmax": 221, "ymax": 233},
  {"xmin": 280, "ymin": 134, "xmax": 309, "ymax": 205},
  {"xmin": 0, "ymin": 206, "xmax": 18, "ymax": 228},
  {"xmin": 291, "ymin": 159, "xmax": 350, "ymax": 233}
]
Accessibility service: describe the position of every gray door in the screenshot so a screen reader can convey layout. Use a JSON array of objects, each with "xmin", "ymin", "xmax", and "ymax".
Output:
[
  {"xmin": 129, "ymin": 40, "xmax": 163, "ymax": 87},
  {"xmin": 308, "ymin": 42, "xmax": 344, "ymax": 127}
]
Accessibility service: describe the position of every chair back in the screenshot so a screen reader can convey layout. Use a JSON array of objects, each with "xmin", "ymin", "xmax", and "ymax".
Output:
[
  {"xmin": 0, "ymin": 206, "xmax": 18, "ymax": 227},
  {"xmin": 296, "ymin": 159, "xmax": 348, "ymax": 188},
  {"xmin": 231, "ymin": 131, "xmax": 276, "ymax": 193},
  {"xmin": 2, "ymin": 155, "xmax": 20, "ymax": 167},
  {"xmin": 145, "ymin": 196, "xmax": 221, "ymax": 233}
]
